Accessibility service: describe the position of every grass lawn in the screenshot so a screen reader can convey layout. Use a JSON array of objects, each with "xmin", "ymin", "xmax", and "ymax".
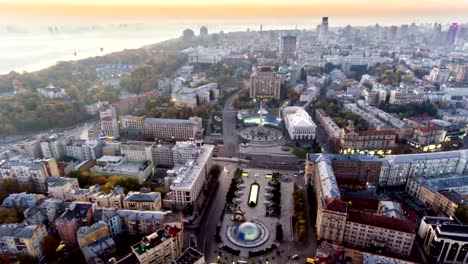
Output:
[{"xmin": 292, "ymin": 147, "xmax": 308, "ymax": 159}]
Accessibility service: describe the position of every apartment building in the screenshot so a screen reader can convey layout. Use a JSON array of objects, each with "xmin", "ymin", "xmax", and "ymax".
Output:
[
  {"xmin": 0, "ymin": 224, "xmax": 48, "ymax": 259},
  {"xmin": 77, "ymin": 221, "xmax": 116, "ymax": 262},
  {"xmin": 315, "ymin": 108, "xmax": 341, "ymax": 139},
  {"xmin": 116, "ymin": 210, "xmax": 182, "ymax": 236},
  {"xmin": 66, "ymin": 139, "xmax": 103, "ymax": 161},
  {"xmin": 339, "ymin": 121, "xmax": 396, "ymax": 151},
  {"xmin": 380, "ymin": 150, "xmax": 468, "ymax": 186},
  {"xmin": 389, "ymin": 89, "xmax": 424, "ymax": 104},
  {"xmin": 123, "ymin": 192, "xmax": 162, "ymax": 211},
  {"xmin": 55, "ymin": 202, "xmax": 94, "ymax": 246},
  {"xmin": 0, "ymin": 156, "xmax": 59, "ymax": 193},
  {"xmin": 172, "ymin": 142, "xmax": 198, "ymax": 165},
  {"xmin": 120, "ymin": 141, "xmax": 154, "ymax": 163},
  {"xmin": 99, "ymin": 105, "xmax": 120, "ymax": 138},
  {"xmin": 327, "ymin": 154, "xmax": 383, "ymax": 188},
  {"xmin": 419, "ymin": 216, "xmax": 468, "ymax": 263},
  {"xmin": 131, "ymin": 227, "xmax": 183, "ymax": 264},
  {"xmin": 119, "ymin": 115, "xmax": 145, "ymax": 135},
  {"xmin": 164, "ymin": 144, "xmax": 214, "ymax": 209},
  {"xmin": 39, "ymin": 134, "xmax": 67, "ymax": 159},
  {"xmin": 306, "ymin": 154, "xmax": 417, "ymax": 256},
  {"xmin": 152, "ymin": 144, "xmax": 175, "ymax": 167},
  {"xmin": 143, "ymin": 117, "xmax": 202, "ymax": 141},
  {"xmin": 343, "ymin": 210, "xmax": 416, "ymax": 256},
  {"xmin": 46, "ymin": 176, "xmax": 80, "ymax": 200}
]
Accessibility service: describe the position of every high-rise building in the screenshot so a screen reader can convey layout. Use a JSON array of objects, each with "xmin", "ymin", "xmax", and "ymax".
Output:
[
  {"xmin": 279, "ymin": 35, "xmax": 297, "ymax": 58},
  {"xmin": 447, "ymin": 23, "xmax": 460, "ymax": 45},
  {"xmin": 99, "ymin": 105, "xmax": 119, "ymax": 138},
  {"xmin": 249, "ymin": 65, "xmax": 281, "ymax": 99},
  {"xmin": 182, "ymin": 28, "xmax": 195, "ymax": 41},
  {"xmin": 199, "ymin": 26, "xmax": 208, "ymax": 37},
  {"xmin": 428, "ymin": 67, "xmax": 450, "ymax": 85},
  {"xmin": 455, "ymin": 26, "xmax": 465, "ymax": 45},
  {"xmin": 319, "ymin": 17, "xmax": 329, "ymax": 42}
]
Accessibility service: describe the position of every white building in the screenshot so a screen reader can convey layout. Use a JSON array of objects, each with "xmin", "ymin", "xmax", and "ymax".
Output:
[
  {"xmin": 164, "ymin": 144, "xmax": 214, "ymax": 208},
  {"xmin": 65, "ymin": 140, "xmax": 103, "ymax": 161},
  {"xmin": 380, "ymin": 150, "xmax": 468, "ymax": 186},
  {"xmin": 0, "ymin": 224, "xmax": 48, "ymax": 259},
  {"xmin": 172, "ymin": 142, "xmax": 197, "ymax": 165},
  {"xmin": 47, "ymin": 177, "xmax": 80, "ymax": 200},
  {"xmin": 120, "ymin": 141, "xmax": 154, "ymax": 163},
  {"xmin": 144, "ymin": 117, "xmax": 202, "ymax": 141},
  {"xmin": 427, "ymin": 67, "xmax": 450, "ymax": 85},
  {"xmin": 389, "ymin": 89, "xmax": 424, "ymax": 105},
  {"xmin": 37, "ymin": 85, "xmax": 67, "ymax": 99},
  {"xmin": 0, "ymin": 157, "xmax": 59, "ymax": 193},
  {"xmin": 283, "ymin": 107, "xmax": 317, "ymax": 140},
  {"xmin": 40, "ymin": 134, "xmax": 67, "ymax": 159},
  {"xmin": 91, "ymin": 155, "xmax": 152, "ymax": 184},
  {"xmin": 99, "ymin": 105, "xmax": 119, "ymax": 138}
]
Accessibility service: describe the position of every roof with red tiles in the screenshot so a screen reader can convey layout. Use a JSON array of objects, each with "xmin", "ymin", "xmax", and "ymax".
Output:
[
  {"xmin": 325, "ymin": 197, "xmax": 347, "ymax": 213},
  {"xmin": 347, "ymin": 209, "xmax": 416, "ymax": 233}
]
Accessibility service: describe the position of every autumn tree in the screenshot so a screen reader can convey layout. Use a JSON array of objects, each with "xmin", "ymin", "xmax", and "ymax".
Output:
[{"xmin": 42, "ymin": 235, "xmax": 60, "ymax": 256}]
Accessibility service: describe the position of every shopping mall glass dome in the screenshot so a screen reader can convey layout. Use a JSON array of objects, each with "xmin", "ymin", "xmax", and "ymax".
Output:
[{"xmin": 235, "ymin": 222, "xmax": 262, "ymax": 241}]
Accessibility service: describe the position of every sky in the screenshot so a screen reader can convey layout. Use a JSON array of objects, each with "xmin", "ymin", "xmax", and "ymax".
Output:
[{"xmin": 1, "ymin": 0, "xmax": 468, "ymax": 23}]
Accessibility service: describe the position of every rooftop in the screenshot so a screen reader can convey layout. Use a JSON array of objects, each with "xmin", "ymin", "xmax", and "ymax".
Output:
[
  {"xmin": 77, "ymin": 221, "xmax": 108, "ymax": 236},
  {"xmin": 328, "ymin": 154, "xmax": 382, "ymax": 163},
  {"xmin": 386, "ymin": 150, "xmax": 467, "ymax": 164},
  {"xmin": 47, "ymin": 177, "xmax": 78, "ymax": 187},
  {"xmin": 175, "ymin": 247, "xmax": 204, "ymax": 264},
  {"xmin": 347, "ymin": 210, "xmax": 415, "ymax": 234},
  {"xmin": 438, "ymin": 189, "xmax": 467, "ymax": 205},
  {"xmin": 124, "ymin": 192, "xmax": 161, "ymax": 203},
  {"xmin": 132, "ymin": 228, "xmax": 179, "ymax": 255},
  {"xmin": 144, "ymin": 117, "xmax": 199, "ymax": 126},
  {"xmin": 0, "ymin": 223, "xmax": 42, "ymax": 239},
  {"xmin": 170, "ymin": 145, "xmax": 214, "ymax": 190},
  {"xmin": 417, "ymin": 175, "xmax": 468, "ymax": 193},
  {"xmin": 60, "ymin": 202, "xmax": 93, "ymax": 221}
]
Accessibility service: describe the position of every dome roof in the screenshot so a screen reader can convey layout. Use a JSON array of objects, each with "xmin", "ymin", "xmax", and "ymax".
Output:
[{"xmin": 235, "ymin": 222, "xmax": 261, "ymax": 241}]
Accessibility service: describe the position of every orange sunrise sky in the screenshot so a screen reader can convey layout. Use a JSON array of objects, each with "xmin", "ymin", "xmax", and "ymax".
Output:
[{"xmin": 1, "ymin": 0, "xmax": 468, "ymax": 22}]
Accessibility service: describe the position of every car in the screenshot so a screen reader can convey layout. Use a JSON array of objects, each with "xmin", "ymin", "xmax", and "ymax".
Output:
[{"xmin": 291, "ymin": 254, "xmax": 299, "ymax": 260}]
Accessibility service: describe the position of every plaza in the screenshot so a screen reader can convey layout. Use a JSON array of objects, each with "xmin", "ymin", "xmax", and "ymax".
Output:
[
  {"xmin": 239, "ymin": 126, "xmax": 283, "ymax": 142},
  {"xmin": 218, "ymin": 168, "xmax": 295, "ymax": 258}
]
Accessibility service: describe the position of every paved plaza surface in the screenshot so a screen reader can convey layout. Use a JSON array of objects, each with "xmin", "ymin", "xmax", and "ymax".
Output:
[
  {"xmin": 240, "ymin": 126, "xmax": 283, "ymax": 142},
  {"xmin": 219, "ymin": 168, "xmax": 295, "ymax": 256},
  {"xmin": 195, "ymin": 161, "xmax": 317, "ymax": 264}
]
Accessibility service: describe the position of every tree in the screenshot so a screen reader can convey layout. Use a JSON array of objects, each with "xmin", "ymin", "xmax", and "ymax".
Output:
[
  {"xmin": 276, "ymin": 224, "xmax": 283, "ymax": 241},
  {"xmin": 0, "ymin": 207, "xmax": 19, "ymax": 224},
  {"xmin": 324, "ymin": 63, "xmax": 338, "ymax": 74},
  {"xmin": 455, "ymin": 205, "xmax": 468, "ymax": 224},
  {"xmin": 42, "ymin": 235, "xmax": 60, "ymax": 256},
  {"xmin": 209, "ymin": 89, "xmax": 215, "ymax": 101},
  {"xmin": 210, "ymin": 165, "xmax": 222, "ymax": 180}
]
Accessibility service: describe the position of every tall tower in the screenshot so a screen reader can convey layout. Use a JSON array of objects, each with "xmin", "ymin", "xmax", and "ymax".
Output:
[
  {"xmin": 279, "ymin": 35, "xmax": 297, "ymax": 59},
  {"xmin": 447, "ymin": 23, "xmax": 460, "ymax": 45},
  {"xmin": 200, "ymin": 26, "xmax": 208, "ymax": 37},
  {"xmin": 319, "ymin": 17, "xmax": 329, "ymax": 42}
]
